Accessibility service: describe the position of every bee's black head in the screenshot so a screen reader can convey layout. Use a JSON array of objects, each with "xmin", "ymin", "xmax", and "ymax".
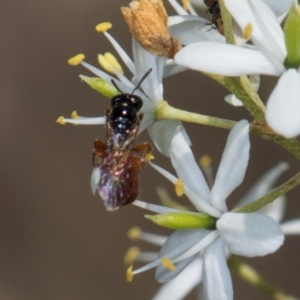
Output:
[
  {"xmin": 109, "ymin": 94, "xmax": 142, "ymax": 134},
  {"xmin": 111, "ymin": 94, "xmax": 143, "ymax": 111}
]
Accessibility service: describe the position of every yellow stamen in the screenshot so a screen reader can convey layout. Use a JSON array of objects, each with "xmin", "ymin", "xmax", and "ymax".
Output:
[
  {"xmin": 95, "ymin": 22, "xmax": 112, "ymax": 32},
  {"xmin": 105, "ymin": 53, "xmax": 123, "ymax": 73},
  {"xmin": 175, "ymin": 179, "xmax": 184, "ymax": 197},
  {"xmin": 124, "ymin": 246, "xmax": 140, "ymax": 266},
  {"xmin": 145, "ymin": 153, "xmax": 155, "ymax": 162},
  {"xmin": 161, "ymin": 257, "xmax": 176, "ymax": 271},
  {"xmin": 181, "ymin": 0, "xmax": 190, "ymax": 11},
  {"xmin": 243, "ymin": 23, "xmax": 253, "ymax": 40},
  {"xmin": 126, "ymin": 266, "xmax": 134, "ymax": 282},
  {"xmin": 98, "ymin": 53, "xmax": 123, "ymax": 74},
  {"xmin": 56, "ymin": 116, "xmax": 66, "ymax": 125},
  {"xmin": 68, "ymin": 54, "xmax": 85, "ymax": 66},
  {"xmin": 71, "ymin": 111, "xmax": 79, "ymax": 119},
  {"xmin": 199, "ymin": 155, "xmax": 213, "ymax": 168},
  {"xmin": 127, "ymin": 226, "xmax": 141, "ymax": 241}
]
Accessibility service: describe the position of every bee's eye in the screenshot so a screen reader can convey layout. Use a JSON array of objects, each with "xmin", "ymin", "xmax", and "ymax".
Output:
[{"xmin": 129, "ymin": 95, "xmax": 143, "ymax": 111}]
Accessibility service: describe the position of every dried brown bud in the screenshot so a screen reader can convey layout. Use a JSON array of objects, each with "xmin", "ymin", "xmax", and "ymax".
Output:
[{"xmin": 121, "ymin": 0, "xmax": 182, "ymax": 59}]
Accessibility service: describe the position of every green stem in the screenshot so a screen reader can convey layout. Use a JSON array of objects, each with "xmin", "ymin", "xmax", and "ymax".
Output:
[
  {"xmin": 156, "ymin": 101, "xmax": 236, "ymax": 129},
  {"xmin": 228, "ymin": 255, "xmax": 299, "ymax": 300},
  {"xmin": 218, "ymin": 0, "xmax": 267, "ymax": 123},
  {"xmin": 224, "ymin": 76, "xmax": 266, "ymax": 123},
  {"xmin": 156, "ymin": 101, "xmax": 300, "ymax": 160},
  {"xmin": 234, "ymin": 171, "xmax": 300, "ymax": 213},
  {"xmin": 218, "ymin": 0, "xmax": 235, "ymax": 44}
]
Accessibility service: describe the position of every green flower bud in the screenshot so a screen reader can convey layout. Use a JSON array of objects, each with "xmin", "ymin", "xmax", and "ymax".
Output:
[
  {"xmin": 284, "ymin": 4, "xmax": 300, "ymax": 69},
  {"xmin": 145, "ymin": 212, "xmax": 217, "ymax": 230},
  {"xmin": 79, "ymin": 75, "xmax": 119, "ymax": 99}
]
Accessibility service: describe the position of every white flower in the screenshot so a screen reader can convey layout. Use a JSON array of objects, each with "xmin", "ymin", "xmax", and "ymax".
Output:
[
  {"xmin": 152, "ymin": 160, "xmax": 299, "ymax": 300},
  {"xmin": 61, "ymin": 25, "xmax": 190, "ymax": 156},
  {"xmin": 131, "ymin": 120, "xmax": 284, "ymax": 300},
  {"xmin": 175, "ymin": 0, "xmax": 300, "ymax": 138}
]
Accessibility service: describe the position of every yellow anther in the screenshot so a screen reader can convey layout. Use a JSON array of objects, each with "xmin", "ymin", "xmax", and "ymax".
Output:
[
  {"xmin": 161, "ymin": 257, "xmax": 176, "ymax": 271},
  {"xmin": 95, "ymin": 22, "xmax": 112, "ymax": 32},
  {"xmin": 56, "ymin": 116, "xmax": 66, "ymax": 125},
  {"xmin": 98, "ymin": 53, "xmax": 123, "ymax": 74},
  {"xmin": 126, "ymin": 266, "xmax": 134, "ymax": 282},
  {"xmin": 175, "ymin": 179, "xmax": 184, "ymax": 197},
  {"xmin": 145, "ymin": 153, "xmax": 154, "ymax": 162},
  {"xmin": 68, "ymin": 54, "xmax": 85, "ymax": 66},
  {"xmin": 243, "ymin": 23, "xmax": 253, "ymax": 40},
  {"xmin": 71, "ymin": 111, "xmax": 79, "ymax": 119},
  {"xmin": 181, "ymin": 0, "xmax": 190, "ymax": 11},
  {"xmin": 199, "ymin": 155, "xmax": 213, "ymax": 168},
  {"xmin": 124, "ymin": 246, "xmax": 140, "ymax": 266},
  {"xmin": 127, "ymin": 226, "xmax": 141, "ymax": 241},
  {"xmin": 105, "ymin": 53, "xmax": 123, "ymax": 73}
]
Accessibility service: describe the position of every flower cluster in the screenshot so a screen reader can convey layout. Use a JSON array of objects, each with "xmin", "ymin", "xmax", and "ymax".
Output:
[{"xmin": 58, "ymin": 0, "xmax": 300, "ymax": 299}]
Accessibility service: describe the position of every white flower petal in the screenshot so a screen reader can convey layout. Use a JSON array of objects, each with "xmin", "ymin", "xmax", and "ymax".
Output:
[
  {"xmin": 175, "ymin": 43, "xmax": 280, "ymax": 76},
  {"xmin": 281, "ymin": 219, "xmax": 300, "ymax": 235},
  {"xmin": 163, "ymin": 60, "xmax": 187, "ymax": 78},
  {"xmin": 155, "ymin": 230, "xmax": 210, "ymax": 282},
  {"xmin": 169, "ymin": 126, "xmax": 211, "ymax": 201},
  {"xmin": 202, "ymin": 238, "xmax": 233, "ymax": 300},
  {"xmin": 169, "ymin": 19, "xmax": 225, "ymax": 45},
  {"xmin": 149, "ymin": 162, "xmax": 221, "ymax": 217},
  {"xmin": 211, "ymin": 120, "xmax": 250, "ymax": 212},
  {"xmin": 168, "ymin": 15, "xmax": 205, "ymax": 26},
  {"xmin": 249, "ymin": 74, "xmax": 261, "ymax": 92},
  {"xmin": 266, "ymin": 69, "xmax": 300, "ymax": 138},
  {"xmin": 225, "ymin": 0, "xmax": 286, "ymax": 64},
  {"xmin": 224, "ymin": 94, "xmax": 244, "ymax": 107},
  {"xmin": 248, "ymin": 0, "xmax": 286, "ymax": 62},
  {"xmin": 147, "ymin": 120, "xmax": 191, "ymax": 157},
  {"xmin": 217, "ymin": 212, "xmax": 284, "ymax": 257},
  {"xmin": 132, "ymin": 39, "xmax": 164, "ymax": 103},
  {"xmin": 262, "ymin": 0, "xmax": 293, "ymax": 17},
  {"xmin": 259, "ymin": 196, "xmax": 286, "ymax": 223},
  {"xmin": 152, "ymin": 258, "xmax": 202, "ymax": 300},
  {"xmin": 173, "ymin": 230, "xmax": 219, "ymax": 263}
]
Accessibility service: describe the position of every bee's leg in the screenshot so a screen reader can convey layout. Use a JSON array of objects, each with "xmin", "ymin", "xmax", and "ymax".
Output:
[
  {"xmin": 93, "ymin": 139, "xmax": 107, "ymax": 167},
  {"xmin": 138, "ymin": 112, "xmax": 144, "ymax": 121},
  {"xmin": 133, "ymin": 142, "xmax": 152, "ymax": 155},
  {"xmin": 133, "ymin": 143, "xmax": 153, "ymax": 168}
]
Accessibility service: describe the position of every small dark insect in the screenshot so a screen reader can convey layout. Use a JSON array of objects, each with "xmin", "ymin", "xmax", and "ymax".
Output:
[
  {"xmin": 91, "ymin": 69, "xmax": 153, "ymax": 211},
  {"xmin": 204, "ymin": 0, "xmax": 224, "ymax": 35}
]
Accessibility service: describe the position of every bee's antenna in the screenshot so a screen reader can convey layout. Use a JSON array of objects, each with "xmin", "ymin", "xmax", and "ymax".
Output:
[
  {"xmin": 132, "ymin": 68, "xmax": 152, "ymax": 94},
  {"xmin": 111, "ymin": 79, "xmax": 123, "ymax": 93}
]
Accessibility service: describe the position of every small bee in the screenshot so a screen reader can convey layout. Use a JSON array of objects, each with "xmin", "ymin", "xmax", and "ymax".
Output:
[
  {"xmin": 91, "ymin": 70, "xmax": 153, "ymax": 212},
  {"xmin": 204, "ymin": 0, "xmax": 224, "ymax": 35}
]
